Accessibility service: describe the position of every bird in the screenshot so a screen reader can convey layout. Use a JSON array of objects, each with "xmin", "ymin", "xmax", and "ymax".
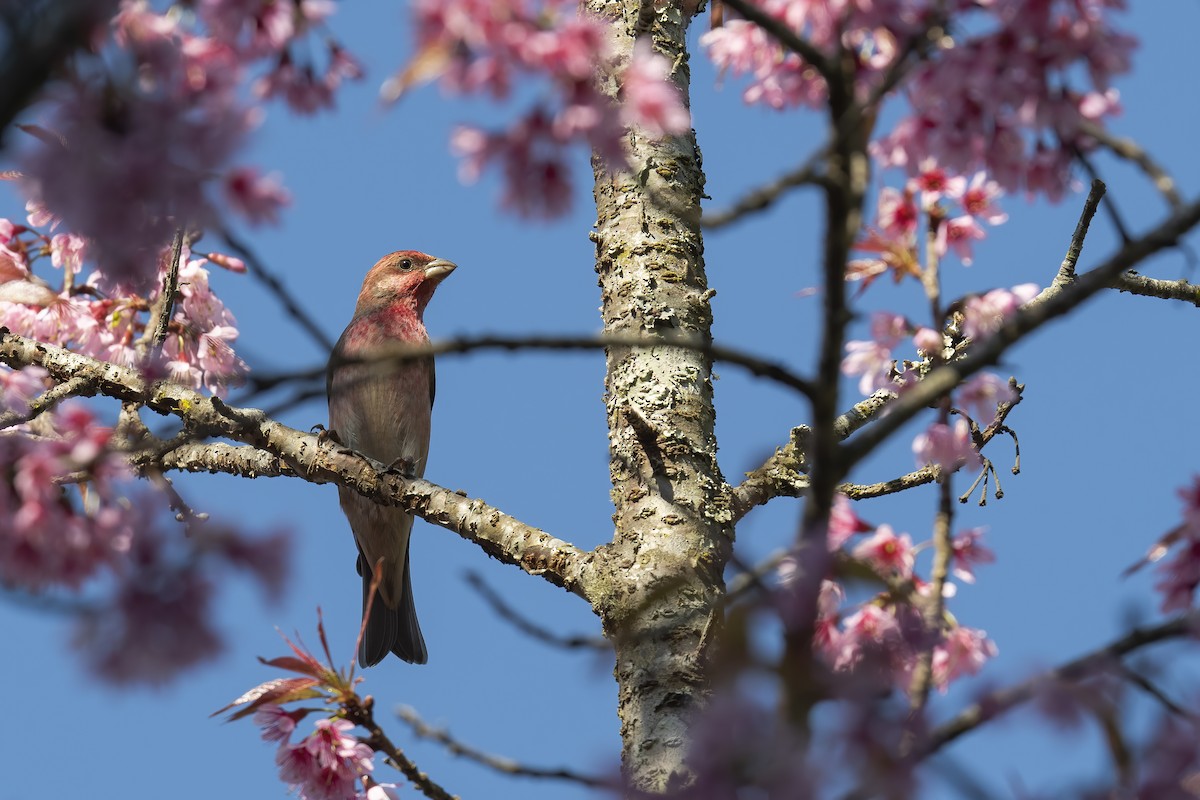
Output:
[{"xmin": 326, "ymin": 250, "xmax": 456, "ymax": 666}]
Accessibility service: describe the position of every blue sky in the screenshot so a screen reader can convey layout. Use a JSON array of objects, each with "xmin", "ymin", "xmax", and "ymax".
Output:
[{"xmin": 2, "ymin": 3, "xmax": 1199, "ymax": 799}]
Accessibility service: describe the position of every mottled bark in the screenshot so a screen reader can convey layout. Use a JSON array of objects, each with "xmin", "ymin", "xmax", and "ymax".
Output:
[{"xmin": 582, "ymin": 1, "xmax": 731, "ymax": 793}]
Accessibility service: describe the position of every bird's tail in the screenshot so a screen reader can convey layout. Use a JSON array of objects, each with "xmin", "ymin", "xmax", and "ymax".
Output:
[{"xmin": 358, "ymin": 551, "xmax": 428, "ymax": 666}]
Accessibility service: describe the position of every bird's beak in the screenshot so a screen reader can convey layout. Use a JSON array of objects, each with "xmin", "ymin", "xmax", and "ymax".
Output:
[{"xmin": 424, "ymin": 259, "xmax": 457, "ymax": 282}]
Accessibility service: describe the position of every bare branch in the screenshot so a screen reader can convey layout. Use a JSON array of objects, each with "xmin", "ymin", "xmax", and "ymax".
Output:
[
  {"xmin": 136, "ymin": 227, "xmax": 186, "ymax": 358},
  {"xmin": 342, "ymin": 696, "xmax": 458, "ymax": 800},
  {"xmin": 464, "ymin": 571, "xmax": 609, "ymax": 650},
  {"xmin": 916, "ymin": 611, "xmax": 1200, "ymax": 760},
  {"xmin": 843, "ymin": 187, "xmax": 1200, "ymax": 471},
  {"xmin": 703, "ymin": 155, "xmax": 827, "ymax": 230},
  {"xmin": 1052, "ymin": 179, "xmax": 1106, "ymax": 287},
  {"xmin": 0, "ymin": 373, "xmax": 91, "ymax": 429},
  {"xmin": 1078, "ymin": 119, "xmax": 1184, "ymax": 210},
  {"xmin": 257, "ymin": 331, "xmax": 815, "ymax": 400},
  {"xmin": 1110, "ymin": 272, "xmax": 1200, "ymax": 307},
  {"xmin": 0, "ymin": 329, "xmax": 595, "ymax": 598},
  {"xmin": 218, "ymin": 228, "xmax": 335, "ymax": 352},
  {"xmin": 396, "ymin": 705, "xmax": 616, "ymax": 789}
]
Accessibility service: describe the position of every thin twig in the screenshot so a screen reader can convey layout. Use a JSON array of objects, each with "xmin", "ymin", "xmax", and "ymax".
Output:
[
  {"xmin": 1071, "ymin": 145, "xmax": 1132, "ymax": 245},
  {"xmin": 342, "ymin": 696, "xmax": 459, "ymax": 800},
  {"xmin": 260, "ymin": 331, "xmax": 815, "ymax": 399},
  {"xmin": 139, "ymin": 227, "xmax": 185, "ymax": 355},
  {"xmin": 219, "ymin": 228, "xmax": 334, "ymax": 352},
  {"xmin": 915, "ymin": 610, "xmax": 1200, "ymax": 760},
  {"xmin": 909, "ymin": 467, "xmax": 954, "ymax": 709},
  {"xmin": 1113, "ymin": 662, "xmax": 1195, "ymax": 720},
  {"xmin": 395, "ymin": 705, "xmax": 617, "ymax": 789},
  {"xmin": 1052, "ymin": 179, "xmax": 1106, "ymax": 287},
  {"xmin": 1077, "ymin": 119, "xmax": 1183, "ymax": 210},
  {"xmin": 464, "ymin": 571, "xmax": 609, "ymax": 650},
  {"xmin": 0, "ymin": 373, "xmax": 90, "ymax": 429},
  {"xmin": 843, "ymin": 186, "xmax": 1200, "ymax": 471},
  {"xmin": 703, "ymin": 155, "xmax": 827, "ymax": 229}
]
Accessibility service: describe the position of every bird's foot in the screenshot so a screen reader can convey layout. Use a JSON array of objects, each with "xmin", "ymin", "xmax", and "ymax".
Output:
[
  {"xmin": 312, "ymin": 424, "xmax": 345, "ymax": 447},
  {"xmin": 385, "ymin": 455, "xmax": 421, "ymax": 478}
]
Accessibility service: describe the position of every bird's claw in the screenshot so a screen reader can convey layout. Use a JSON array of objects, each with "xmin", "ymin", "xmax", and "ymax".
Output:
[
  {"xmin": 313, "ymin": 424, "xmax": 345, "ymax": 447},
  {"xmin": 385, "ymin": 455, "xmax": 421, "ymax": 478}
]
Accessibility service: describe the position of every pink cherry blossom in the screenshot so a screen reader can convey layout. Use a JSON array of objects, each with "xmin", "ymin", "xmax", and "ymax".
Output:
[
  {"xmin": 852, "ymin": 524, "xmax": 915, "ymax": 579},
  {"xmin": 276, "ymin": 718, "xmax": 375, "ymax": 800},
  {"xmin": 841, "ymin": 339, "xmax": 893, "ymax": 396},
  {"xmin": 876, "ymin": 187, "xmax": 918, "ymax": 237},
  {"xmin": 828, "ymin": 494, "xmax": 873, "ymax": 551},
  {"xmin": 871, "ymin": 1, "xmax": 1135, "ymax": 198},
  {"xmin": 832, "ymin": 605, "xmax": 910, "ymax": 679},
  {"xmin": 622, "ymin": 40, "xmax": 691, "ymax": 138},
  {"xmin": 0, "ymin": 404, "xmax": 133, "ymax": 592},
  {"xmin": 935, "ymin": 215, "xmax": 987, "ymax": 266},
  {"xmin": 1154, "ymin": 541, "xmax": 1200, "ymax": 613},
  {"xmin": 1178, "ymin": 476, "xmax": 1200, "ymax": 535},
  {"xmin": 256, "ymin": 705, "xmax": 301, "ymax": 743},
  {"xmin": 223, "ymin": 167, "xmax": 291, "ymax": 225},
  {"xmin": 363, "ymin": 784, "xmax": 401, "ymax": 800},
  {"xmin": 0, "ymin": 366, "xmax": 48, "ymax": 415},
  {"xmin": 74, "ymin": 564, "xmax": 223, "ymax": 685},
  {"xmin": 812, "ymin": 579, "xmax": 845, "ymax": 663},
  {"xmin": 931, "ymin": 626, "xmax": 997, "ymax": 689},
  {"xmin": 950, "ymin": 527, "xmax": 997, "ymax": 584},
  {"xmin": 953, "ymin": 172, "xmax": 1008, "ymax": 225},
  {"xmin": 913, "ymin": 419, "xmax": 981, "ymax": 472},
  {"xmin": 956, "ymin": 372, "xmax": 1017, "ymax": 422},
  {"xmin": 450, "ymin": 112, "xmax": 574, "ymax": 218},
  {"xmin": 49, "ymin": 233, "xmax": 87, "ymax": 273},
  {"xmin": 960, "ymin": 283, "xmax": 1040, "ymax": 341},
  {"xmin": 909, "ymin": 160, "xmax": 960, "ymax": 204},
  {"xmin": 870, "ymin": 311, "xmax": 909, "ymax": 349},
  {"xmin": 912, "ymin": 326, "xmax": 943, "ymax": 355}
]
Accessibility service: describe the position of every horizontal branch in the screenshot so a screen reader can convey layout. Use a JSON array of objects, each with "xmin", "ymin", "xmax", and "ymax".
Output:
[
  {"xmin": 1110, "ymin": 272, "xmax": 1200, "ymax": 307},
  {"xmin": 0, "ymin": 328, "xmax": 594, "ymax": 598},
  {"xmin": 731, "ymin": 390, "xmax": 895, "ymax": 520},
  {"xmin": 841, "ymin": 187, "xmax": 1200, "ymax": 471},
  {"xmin": 251, "ymin": 331, "xmax": 815, "ymax": 400},
  {"xmin": 916, "ymin": 610, "xmax": 1200, "ymax": 760},
  {"xmin": 396, "ymin": 705, "xmax": 615, "ymax": 789},
  {"xmin": 703, "ymin": 155, "xmax": 827, "ymax": 230},
  {"xmin": 218, "ymin": 228, "xmax": 335, "ymax": 353}
]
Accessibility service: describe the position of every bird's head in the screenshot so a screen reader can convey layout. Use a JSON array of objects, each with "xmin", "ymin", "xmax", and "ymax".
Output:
[{"xmin": 355, "ymin": 250, "xmax": 457, "ymax": 317}]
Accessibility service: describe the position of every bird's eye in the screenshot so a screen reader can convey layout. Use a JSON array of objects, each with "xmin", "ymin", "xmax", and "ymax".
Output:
[{"xmin": 398, "ymin": 258, "xmax": 414, "ymax": 271}]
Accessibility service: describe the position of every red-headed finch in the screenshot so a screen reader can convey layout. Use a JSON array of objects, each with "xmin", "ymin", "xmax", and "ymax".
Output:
[{"xmin": 326, "ymin": 251, "xmax": 456, "ymax": 666}]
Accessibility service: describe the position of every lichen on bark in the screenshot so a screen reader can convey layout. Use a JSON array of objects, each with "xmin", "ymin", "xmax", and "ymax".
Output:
[{"xmin": 583, "ymin": 0, "xmax": 732, "ymax": 793}]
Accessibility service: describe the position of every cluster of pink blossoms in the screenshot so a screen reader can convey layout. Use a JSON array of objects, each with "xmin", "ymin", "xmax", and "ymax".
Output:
[
  {"xmin": 786, "ymin": 496, "xmax": 999, "ymax": 694},
  {"xmin": 0, "ymin": 398, "xmax": 129, "ymax": 591},
  {"xmin": 0, "ymin": 213, "xmax": 248, "ymax": 395},
  {"xmin": 255, "ymin": 709, "xmax": 383, "ymax": 800},
  {"xmin": 1140, "ymin": 477, "xmax": 1200, "ymax": 614},
  {"xmin": 394, "ymin": 0, "xmax": 690, "ymax": 216},
  {"xmin": 0, "ymin": 383, "xmax": 288, "ymax": 683},
  {"xmin": 849, "ymin": 163, "xmax": 1010, "ymax": 290},
  {"xmin": 703, "ymin": 0, "xmax": 1134, "ymax": 200},
  {"xmin": 17, "ymin": 0, "xmax": 359, "ymax": 290}
]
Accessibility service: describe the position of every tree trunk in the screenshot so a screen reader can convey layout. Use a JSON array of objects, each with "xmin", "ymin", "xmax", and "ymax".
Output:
[{"xmin": 583, "ymin": 1, "xmax": 732, "ymax": 793}]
